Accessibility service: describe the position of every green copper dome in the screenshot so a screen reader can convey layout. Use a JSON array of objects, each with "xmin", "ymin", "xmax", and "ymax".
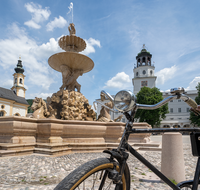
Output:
[{"xmin": 14, "ymin": 60, "xmax": 24, "ymax": 74}]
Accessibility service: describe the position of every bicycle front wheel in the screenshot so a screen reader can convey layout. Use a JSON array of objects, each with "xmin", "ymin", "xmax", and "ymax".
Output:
[{"xmin": 54, "ymin": 157, "xmax": 130, "ymax": 190}]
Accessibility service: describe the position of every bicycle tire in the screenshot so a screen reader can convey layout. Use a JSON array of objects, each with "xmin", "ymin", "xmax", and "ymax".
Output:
[{"xmin": 54, "ymin": 157, "xmax": 130, "ymax": 190}]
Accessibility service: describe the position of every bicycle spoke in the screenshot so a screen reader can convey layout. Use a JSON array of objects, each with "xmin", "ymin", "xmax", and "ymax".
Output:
[{"xmin": 74, "ymin": 170, "xmax": 115, "ymax": 190}]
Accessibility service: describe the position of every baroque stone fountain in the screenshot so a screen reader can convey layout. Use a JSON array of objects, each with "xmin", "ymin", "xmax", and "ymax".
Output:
[{"xmin": 31, "ymin": 23, "xmax": 96, "ymax": 121}]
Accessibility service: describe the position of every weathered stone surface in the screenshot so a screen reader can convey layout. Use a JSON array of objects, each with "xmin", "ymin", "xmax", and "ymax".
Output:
[
  {"xmin": 31, "ymin": 90, "xmax": 96, "ymax": 121},
  {"xmin": 0, "ymin": 117, "xmax": 152, "ymax": 156}
]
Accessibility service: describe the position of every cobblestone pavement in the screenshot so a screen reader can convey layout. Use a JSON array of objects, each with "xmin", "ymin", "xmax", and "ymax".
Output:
[{"xmin": 0, "ymin": 144, "xmax": 199, "ymax": 190}]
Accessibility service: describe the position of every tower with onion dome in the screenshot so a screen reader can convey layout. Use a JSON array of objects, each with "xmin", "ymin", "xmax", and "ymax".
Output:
[
  {"xmin": 11, "ymin": 57, "xmax": 26, "ymax": 98},
  {"xmin": 132, "ymin": 44, "xmax": 157, "ymax": 94}
]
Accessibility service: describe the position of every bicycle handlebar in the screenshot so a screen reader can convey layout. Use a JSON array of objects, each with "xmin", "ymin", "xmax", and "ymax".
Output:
[
  {"xmin": 136, "ymin": 93, "xmax": 198, "ymax": 110},
  {"xmin": 95, "ymin": 89, "xmax": 199, "ymax": 115}
]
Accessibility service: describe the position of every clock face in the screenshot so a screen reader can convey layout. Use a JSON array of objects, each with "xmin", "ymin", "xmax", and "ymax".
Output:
[
  {"xmin": 143, "ymin": 70, "xmax": 146, "ymax": 75},
  {"xmin": 141, "ymin": 81, "xmax": 147, "ymax": 86}
]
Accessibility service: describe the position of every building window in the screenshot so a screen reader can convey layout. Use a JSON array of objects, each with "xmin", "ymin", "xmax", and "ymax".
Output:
[
  {"xmin": 178, "ymin": 118, "xmax": 182, "ymax": 120},
  {"xmin": 170, "ymin": 118, "xmax": 174, "ymax": 120},
  {"xmin": 19, "ymin": 78, "xmax": 23, "ymax": 84},
  {"xmin": 178, "ymin": 108, "xmax": 181, "ymax": 112},
  {"xmin": 143, "ymin": 70, "xmax": 146, "ymax": 75},
  {"xmin": 187, "ymin": 108, "xmax": 190, "ymax": 112},
  {"xmin": 0, "ymin": 111, "xmax": 4, "ymax": 117},
  {"xmin": 170, "ymin": 108, "xmax": 173, "ymax": 113},
  {"xmin": 150, "ymin": 70, "xmax": 153, "ymax": 75},
  {"xmin": 136, "ymin": 72, "xmax": 138, "ymax": 76},
  {"xmin": 170, "ymin": 100, "xmax": 173, "ymax": 102},
  {"xmin": 1, "ymin": 105, "xmax": 5, "ymax": 109},
  {"xmin": 15, "ymin": 78, "xmax": 17, "ymax": 83},
  {"xmin": 178, "ymin": 100, "xmax": 181, "ymax": 102},
  {"xmin": 14, "ymin": 113, "xmax": 20, "ymax": 116}
]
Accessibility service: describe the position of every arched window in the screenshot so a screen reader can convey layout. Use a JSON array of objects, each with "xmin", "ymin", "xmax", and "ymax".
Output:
[
  {"xmin": 14, "ymin": 113, "xmax": 20, "ymax": 116},
  {"xmin": 15, "ymin": 78, "xmax": 17, "ymax": 83},
  {"xmin": 20, "ymin": 78, "xmax": 23, "ymax": 84},
  {"xmin": 142, "ymin": 57, "xmax": 145, "ymax": 63},
  {"xmin": 0, "ymin": 111, "xmax": 4, "ymax": 117},
  {"xmin": 136, "ymin": 72, "xmax": 138, "ymax": 76}
]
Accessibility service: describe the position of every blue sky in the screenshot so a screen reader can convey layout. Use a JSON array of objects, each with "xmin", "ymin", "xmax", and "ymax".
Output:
[{"xmin": 0, "ymin": 0, "xmax": 200, "ymax": 105}]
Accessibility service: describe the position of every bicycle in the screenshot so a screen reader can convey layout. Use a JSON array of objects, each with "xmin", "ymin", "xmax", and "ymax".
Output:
[{"xmin": 54, "ymin": 87, "xmax": 200, "ymax": 190}]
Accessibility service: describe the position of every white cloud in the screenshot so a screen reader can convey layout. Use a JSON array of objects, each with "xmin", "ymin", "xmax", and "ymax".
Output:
[
  {"xmin": 30, "ymin": 92, "xmax": 53, "ymax": 99},
  {"xmin": 155, "ymin": 65, "xmax": 177, "ymax": 85},
  {"xmin": 0, "ymin": 23, "xmax": 58, "ymax": 91},
  {"xmin": 104, "ymin": 72, "xmax": 131, "ymax": 88},
  {"xmin": 30, "ymin": 37, "xmax": 61, "ymax": 59},
  {"xmin": 24, "ymin": 20, "xmax": 41, "ymax": 29},
  {"xmin": 24, "ymin": 2, "xmax": 51, "ymax": 29},
  {"xmin": 2, "ymin": 79, "xmax": 13, "ymax": 89},
  {"xmin": 46, "ymin": 16, "xmax": 67, "ymax": 31},
  {"xmin": 186, "ymin": 77, "xmax": 200, "ymax": 91},
  {"xmin": 82, "ymin": 38, "xmax": 101, "ymax": 55},
  {"xmin": 28, "ymin": 72, "xmax": 54, "ymax": 90}
]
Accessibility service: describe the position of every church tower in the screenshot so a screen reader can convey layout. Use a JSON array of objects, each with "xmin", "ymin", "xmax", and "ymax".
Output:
[
  {"xmin": 11, "ymin": 58, "xmax": 26, "ymax": 98},
  {"xmin": 132, "ymin": 45, "xmax": 157, "ymax": 94}
]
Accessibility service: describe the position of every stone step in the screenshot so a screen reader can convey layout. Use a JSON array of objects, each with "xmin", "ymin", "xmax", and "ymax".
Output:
[
  {"xmin": 68, "ymin": 143, "xmax": 107, "ymax": 148},
  {"xmin": 34, "ymin": 147, "xmax": 72, "ymax": 155},
  {"xmin": 138, "ymin": 147, "xmax": 162, "ymax": 151},
  {"xmin": 0, "ymin": 148, "xmax": 34, "ymax": 157},
  {"xmin": 131, "ymin": 142, "xmax": 161, "ymax": 147},
  {"xmin": 0, "ymin": 143, "xmax": 35, "ymax": 151},
  {"xmin": 36, "ymin": 143, "xmax": 69, "ymax": 150},
  {"xmin": 71, "ymin": 146, "xmax": 114, "ymax": 153}
]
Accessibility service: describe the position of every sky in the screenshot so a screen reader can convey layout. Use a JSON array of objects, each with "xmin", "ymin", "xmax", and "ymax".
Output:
[{"xmin": 1, "ymin": 0, "xmax": 200, "ymax": 105}]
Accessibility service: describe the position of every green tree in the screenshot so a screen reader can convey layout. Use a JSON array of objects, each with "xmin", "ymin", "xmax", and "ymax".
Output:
[
  {"xmin": 190, "ymin": 83, "xmax": 200, "ymax": 127},
  {"xmin": 134, "ymin": 86, "xmax": 168, "ymax": 128},
  {"xmin": 26, "ymin": 99, "xmax": 34, "ymax": 113}
]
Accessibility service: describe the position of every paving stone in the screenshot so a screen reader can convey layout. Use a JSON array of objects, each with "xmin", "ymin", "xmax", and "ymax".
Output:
[{"xmin": 0, "ymin": 144, "xmax": 199, "ymax": 189}]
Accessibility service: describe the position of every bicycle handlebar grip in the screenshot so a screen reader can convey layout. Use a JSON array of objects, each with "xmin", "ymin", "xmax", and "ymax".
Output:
[{"xmin": 185, "ymin": 98, "xmax": 198, "ymax": 109}]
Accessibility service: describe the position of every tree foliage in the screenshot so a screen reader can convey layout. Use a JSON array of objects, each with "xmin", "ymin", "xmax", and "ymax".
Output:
[
  {"xmin": 134, "ymin": 87, "xmax": 168, "ymax": 128},
  {"xmin": 190, "ymin": 82, "xmax": 200, "ymax": 126},
  {"xmin": 26, "ymin": 99, "xmax": 33, "ymax": 113}
]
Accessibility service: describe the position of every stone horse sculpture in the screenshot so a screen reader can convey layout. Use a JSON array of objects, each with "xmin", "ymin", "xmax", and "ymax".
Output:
[{"xmin": 31, "ymin": 98, "xmax": 50, "ymax": 119}]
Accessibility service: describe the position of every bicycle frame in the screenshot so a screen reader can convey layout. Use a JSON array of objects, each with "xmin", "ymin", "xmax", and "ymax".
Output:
[
  {"xmin": 114, "ymin": 125, "xmax": 200, "ymax": 190},
  {"xmin": 97, "ymin": 88, "xmax": 200, "ymax": 189}
]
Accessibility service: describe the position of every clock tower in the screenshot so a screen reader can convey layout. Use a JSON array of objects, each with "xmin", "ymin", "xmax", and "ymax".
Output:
[
  {"xmin": 11, "ymin": 57, "xmax": 26, "ymax": 98},
  {"xmin": 132, "ymin": 45, "xmax": 157, "ymax": 94}
]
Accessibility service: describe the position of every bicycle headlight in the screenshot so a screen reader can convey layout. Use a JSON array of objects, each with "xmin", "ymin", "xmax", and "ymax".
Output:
[{"xmin": 114, "ymin": 90, "xmax": 137, "ymax": 112}]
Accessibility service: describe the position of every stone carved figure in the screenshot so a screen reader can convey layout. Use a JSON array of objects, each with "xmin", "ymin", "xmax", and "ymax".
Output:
[
  {"xmin": 30, "ymin": 90, "xmax": 96, "ymax": 121},
  {"xmin": 31, "ymin": 97, "xmax": 49, "ymax": 119},
  {"xmin": 97, "ymin": 94, "xmax": 123, "ymax": 122},
  {"xmin": 68, "ymin": 23, "xmax": 76, "ymax": 36},
  {"xmin": 60, "ymin": 65, "xmax": 83, "ymax": 92}
]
